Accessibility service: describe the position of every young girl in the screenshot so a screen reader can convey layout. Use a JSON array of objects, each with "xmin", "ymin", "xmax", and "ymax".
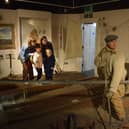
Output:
[
  {"xmin": 33, "ymin": 44, "xmax": 43, "ymax": 80},
  {"xmin": 44, "ymin": 48, "xmax": 55, "ymax": 80}
]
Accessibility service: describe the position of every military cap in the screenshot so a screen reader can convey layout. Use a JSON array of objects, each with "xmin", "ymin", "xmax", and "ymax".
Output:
[{"xmin": 104, "ymin": 34, "xmax": 118, "ymax": 43}]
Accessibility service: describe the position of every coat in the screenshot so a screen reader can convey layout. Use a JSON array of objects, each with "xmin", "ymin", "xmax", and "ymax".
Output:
[
  {"xmin": 33, "ymin": 52, "xmax": 43, "ymax": 68},
  {"xmin": 44, "ymin": 55, "xmax": 55, "ymax": 72},
  {"xmin": 95, "ymin": 46, "xmax": 126, "ymax": 96}
]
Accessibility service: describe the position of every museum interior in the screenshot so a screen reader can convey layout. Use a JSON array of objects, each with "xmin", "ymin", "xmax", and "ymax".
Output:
[{"xmin": 1, "ymin": 0, "xmax": 129, "ymax": 129}]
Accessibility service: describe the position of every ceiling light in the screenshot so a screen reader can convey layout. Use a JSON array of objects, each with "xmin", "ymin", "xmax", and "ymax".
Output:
[{"xmin": 5, "ymin": 0, "xmax": 10, "ymax": 4}]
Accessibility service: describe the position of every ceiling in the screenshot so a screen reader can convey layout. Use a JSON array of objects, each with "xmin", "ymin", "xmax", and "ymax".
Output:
[{"xmin": 0, "ymin": 0, "xmax": 129, "ymax": 13}]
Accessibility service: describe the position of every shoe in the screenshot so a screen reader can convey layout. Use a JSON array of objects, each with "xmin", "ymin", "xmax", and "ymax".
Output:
[{"xmin": 96, "ymin": 106, "xmax": 109, "ymax": 123}]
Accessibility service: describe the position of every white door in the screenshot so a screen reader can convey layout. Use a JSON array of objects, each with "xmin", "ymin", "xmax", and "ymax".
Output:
[{"xmin": 82, "ymin": 23, "xmax": 96, "ymax": 76}]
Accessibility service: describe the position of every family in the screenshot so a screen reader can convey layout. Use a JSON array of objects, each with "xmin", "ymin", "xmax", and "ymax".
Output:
[{"xmin": 18, "ymin": 36, "xmax": 55, "ymax": 81}]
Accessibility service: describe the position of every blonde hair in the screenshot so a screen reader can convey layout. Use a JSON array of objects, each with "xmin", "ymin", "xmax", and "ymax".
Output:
[
  {"xmin": 28, "ymin": 39, "xmax": 36, "ymax": 46},
  {"xmin": 46, "ymin": 48, "xmax": 53, "ymax": 56}
]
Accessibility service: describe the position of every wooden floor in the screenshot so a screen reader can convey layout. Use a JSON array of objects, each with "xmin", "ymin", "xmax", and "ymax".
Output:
[{"xmin": 0, "ymin": 72, "xmax": 129, "ymax": 129}]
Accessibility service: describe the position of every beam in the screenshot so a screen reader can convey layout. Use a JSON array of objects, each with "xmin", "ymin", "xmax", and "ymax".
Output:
[
  {"xmin": 15, "ymin": 0, "xmax": 120, "ymax": 9},
  {"xmin": 0, "ymin": 84, "xmax": 66, "ymax": 104},
  {"xmin": 15, "ymin": 0, "xmax": 72, "ymax": 9},
  {"xmin": 3, "ymin": 85, "xmax": 87, "ymax": 110},
  {"xmin": 0, "ymin": 79, "xmax": 129, "ymax": 85},
  {"xmin": 74, "ymin": 0, "xmax": 120, "ymax": 9}
]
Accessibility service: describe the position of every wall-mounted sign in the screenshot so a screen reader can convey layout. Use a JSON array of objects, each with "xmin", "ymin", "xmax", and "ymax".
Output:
[{"xmin": 84, "ymin": 5, "xmax": 93, "ymax": 18}]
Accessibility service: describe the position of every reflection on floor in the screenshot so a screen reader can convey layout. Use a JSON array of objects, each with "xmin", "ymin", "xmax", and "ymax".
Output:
[{"xmin": 0, "ymin": 72, "xmax": 129, "ymax": 129}]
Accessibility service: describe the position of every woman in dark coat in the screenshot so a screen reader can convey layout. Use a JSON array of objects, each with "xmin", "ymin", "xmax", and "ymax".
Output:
[{"xmin": 40, "ymin": 36, "xmax": 54, "ymax": 59}]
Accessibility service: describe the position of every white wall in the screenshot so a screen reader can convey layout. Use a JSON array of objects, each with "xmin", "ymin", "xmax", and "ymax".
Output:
[
  {"xmin": 52, "ymin": 9, "xmax": 129, "ymax": 72},
  {"xmin": 0, "ymin": 9, "xmax": 52, "ymax": 78},
  {"xmin": 52, "ymin": 14, "xmax": 83, "ymax": 72},
  {"xmin": 93, "ymin": 9, "xmax": 129, "ymax": 62},
  {"xmin": 1, "ymin": 8, "xmax": 129, "ymax": 77},
  {"xmin": 0, "ymin": 10, "xmax": 18, "ymax": 78}
]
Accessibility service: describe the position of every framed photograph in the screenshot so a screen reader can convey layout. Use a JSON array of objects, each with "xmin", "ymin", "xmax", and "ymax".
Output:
[
  {"xmin": 0, "ymin": 24, "xmax": 15, "ymax": 49},
  {"xmin": 20, "ymin": 17, "xmax": 50, "ymax": 46}
]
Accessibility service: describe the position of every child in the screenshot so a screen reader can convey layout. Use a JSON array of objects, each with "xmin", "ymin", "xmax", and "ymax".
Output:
[
  {"xmin": 33, "ymin": 44, "xmax": 43, "ymax": 80},
  {"xmin": 44, "ymin": 48, "xmax": 55, "ymax": 80}
]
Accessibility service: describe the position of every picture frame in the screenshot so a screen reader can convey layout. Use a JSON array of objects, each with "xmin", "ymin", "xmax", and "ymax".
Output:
[
  {"xmin": 0, "ymin": 24, "xmax": 15, "ymax": 49},
  {"xmin": 20, "ymin": 17, "xmax": 50, "ymax": 47}
]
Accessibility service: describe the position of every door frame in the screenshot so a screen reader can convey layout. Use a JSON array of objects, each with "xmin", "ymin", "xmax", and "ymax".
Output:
[{"xmin": 81, "ymin": 18, "xmax": 100, "ymax": 76}]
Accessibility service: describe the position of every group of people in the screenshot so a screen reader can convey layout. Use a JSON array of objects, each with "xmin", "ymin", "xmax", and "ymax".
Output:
[
  {"xmin": 95, "ymin": 34, "xmax": 128, "ymax": 124},
  {"xmin": 18, "ymin": 36, "xmax": 55, "ymax": 81},
  {"xmin": 19, "ymin": 33, "xmax": 128, "ymax": 124}
]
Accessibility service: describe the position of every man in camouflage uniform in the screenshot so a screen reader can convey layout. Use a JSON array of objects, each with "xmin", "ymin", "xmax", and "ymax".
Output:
[{"xmin": 95, "ymin": 34, "xmax": 126, "ymax": 121}]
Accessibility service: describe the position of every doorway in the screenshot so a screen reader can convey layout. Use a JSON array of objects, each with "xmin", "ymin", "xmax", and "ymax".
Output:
[{"xmin": 82, "ymin": 23, "xmax": 97, "ymax": 76}]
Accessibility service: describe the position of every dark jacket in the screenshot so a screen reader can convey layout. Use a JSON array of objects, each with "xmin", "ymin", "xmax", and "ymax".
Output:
[
  {"xmin": 44, "ymin": 55, "xmax": 55, "ymax": 72},
  {"xmin": 24, "ymin": 46, "xmax": 35, "ymax": 62},
  {"xmin": 41, "ymin": 42, "xmax": 54, "ymax": 58}
]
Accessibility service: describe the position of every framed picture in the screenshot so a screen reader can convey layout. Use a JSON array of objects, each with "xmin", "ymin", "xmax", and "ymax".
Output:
[
  {"xmin": 20, "ymin": 17, "xmax": 50, "ymax": 46},
  {"xmin": 0, "ymin": 24, "xmax": 15, "ymax": 49}
]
